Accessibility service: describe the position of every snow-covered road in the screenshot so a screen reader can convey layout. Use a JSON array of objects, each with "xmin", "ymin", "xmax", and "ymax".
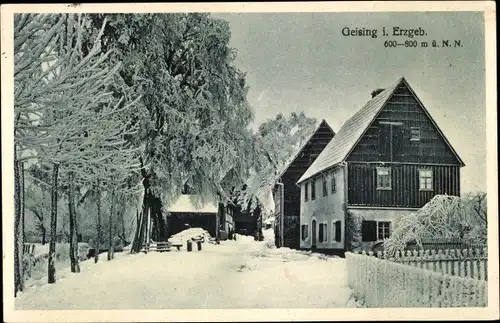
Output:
[{"xmin": 15, "ymin": 233, "xmax": 356, "ymax": 309}]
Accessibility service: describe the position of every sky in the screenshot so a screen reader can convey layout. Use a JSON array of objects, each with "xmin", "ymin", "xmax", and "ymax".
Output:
[{"xmin": 212, "ymin": 11, "xmax": 486, "ymax": 194}]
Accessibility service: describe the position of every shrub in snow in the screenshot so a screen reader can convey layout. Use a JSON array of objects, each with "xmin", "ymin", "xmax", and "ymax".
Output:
[
  {"xmin": 384, "ymin": 194, "xmax": 488, "ymax": 257},
  {"xmin": 77, "ymin": 243, "xmax": 91, "ymax": 261},
  {"xmin": 345, "ymin": 211, "xmax": 363, "ymax": 252},
  {"xmin": 55, "ymin": 243, "xmax": 70, "ymax": 261},
  {"xmin": 345, "ymin": 252, "xmax": 488, "ymax": 307}
]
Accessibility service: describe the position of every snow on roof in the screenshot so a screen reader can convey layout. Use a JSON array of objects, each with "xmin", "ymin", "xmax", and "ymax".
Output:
[
  {"xmin": 297, "ymin": 77, "xmax": 404, "ymax": 184},
  {"xmin": 167, "ymin": 195, "xmax": 218, "ymax": 213}
]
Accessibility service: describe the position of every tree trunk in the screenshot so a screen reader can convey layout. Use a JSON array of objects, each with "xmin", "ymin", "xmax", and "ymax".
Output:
[
  {"xmin": 130, "ymin": 158, "xmax": 167, "ymax": 253},
  {"xmin": 20, "ymin": 162, "xmax": 25, "ymax": 250},
  {"xmin": 75, "ymin": 210, "xmax": 80, "ymax": 242},
  {"xmin": 68, "ymin": 171, "xmax": 80, "ymax": 273},
  {"xmin": 136, "ymin": 199, "xmax": 149, "ymax": 252},
  {"xmin": 14, "ymin": 158, "xmax": 24, "ymax": 296},
  {"xmin": 108, "ymin": 188, "xmax": 115, "ymax": 261},
  {"xmin": 130, "ymin": 208, "xmax": 143, "ymax": 253},
  {"xmin": 131, "ymin": 178, "xmax": 153, "ymax": 252},
  {"xmin": 120, "ymin": 206, "xmax": 127, "ymax": 245},
  {"xmin": 151, "ymin": 196, "xmax": 166, "ymax": 241},
  {"xmin": 41, "ymin": 227, "xmax": 46, "ymax": 245},
  {"xmin": 48, "ymin": 163, "xmax": 59, "ymax": 284},
  {"xmin": 95, "ymin": 180, "xmax": 101, "ymax": 263}
]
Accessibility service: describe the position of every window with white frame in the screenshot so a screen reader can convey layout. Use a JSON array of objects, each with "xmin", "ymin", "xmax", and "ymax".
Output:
[
  {"xmin": 419, "ymin": 169, "xmax": 433, "ymax": 191},
  {"xmin": 318, "ymin": 222, "xmax": 328, "ymax": 243},
  {"xmin": 410, "ymin": 127, "xmax": 421, "ymax": 141},
  {"xmin": 331, "ymin": 172, "xmax": 336, "ymax": 193},
  {"xmin": 332, "ymin": 220, "xmax": 341, "ymax": 242},
  {"xmin": 301, "ymin": 224, "xmax": 309, "ymax": 240},
  {"xmin": 311, "ymin": 178, "xmax": 316, "ymax": 200},
  {"xmin": 322, "ymin": 175, "xmax": 328, "ymax": 197},
  {"xmin": 376, "ymin": 167, "xmax": 392, "ymax": 190},
  {"xmin": 377, "ymin": 221, "xmax": 391, "ymax": 240}
]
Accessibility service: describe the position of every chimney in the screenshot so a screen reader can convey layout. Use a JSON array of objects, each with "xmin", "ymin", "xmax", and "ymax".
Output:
[{"xmin": 371, "ymin": 88, "xmax": 385, "ymax": 98}]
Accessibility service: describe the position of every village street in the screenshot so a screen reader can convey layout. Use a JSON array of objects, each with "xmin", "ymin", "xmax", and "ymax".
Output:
[{"xmin": 15, "ymin": 232, "xmax": 357, "ymax": 310}]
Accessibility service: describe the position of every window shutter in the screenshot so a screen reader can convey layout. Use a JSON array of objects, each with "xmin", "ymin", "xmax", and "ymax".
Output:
[
  {"xmin": 362, "ymin": 220, "xmax": 377, "ymax": 242},
  {"xmin": 335, "ymin": 220, "xmax": 341, "ymax": 242}
]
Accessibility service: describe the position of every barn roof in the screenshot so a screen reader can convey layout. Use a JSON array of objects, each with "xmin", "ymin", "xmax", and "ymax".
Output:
[
  {"xmin": 297, "ymin": 77, "xmax": 465, "ymax": 184},
  {"xmin": 167, "ymin": 195, "xmax": 218, "ymax": 213}
]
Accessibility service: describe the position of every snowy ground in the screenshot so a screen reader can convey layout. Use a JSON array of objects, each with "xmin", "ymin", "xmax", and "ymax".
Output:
[{"xmin": 16, "ymin": 229, "xmax": 357, "ymax": 309}]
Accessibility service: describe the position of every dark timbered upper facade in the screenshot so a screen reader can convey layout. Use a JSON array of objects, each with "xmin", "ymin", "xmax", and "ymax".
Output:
[{"xmin": 346, "ymin": 79, "xmax": 463, "ymax": 207}]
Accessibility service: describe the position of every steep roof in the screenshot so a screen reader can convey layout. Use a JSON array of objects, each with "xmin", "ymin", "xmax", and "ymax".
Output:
[
  {"xmin": 276, "ymin": 119, "xmax": 335, "ymax": 179},
  {"xmin": 297, "ymin": 77, "xmax": 465, "ymax": 184}
]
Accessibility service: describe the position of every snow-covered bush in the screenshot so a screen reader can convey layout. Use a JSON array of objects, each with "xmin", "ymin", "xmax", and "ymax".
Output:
[
  {"xmin": 55, "ymin": 243, "xmax": 70, "ymax": 261},
  {"xmin": 77, "ymin": 242, "xmax": 91, "ymax": 261},
  {"xmin": 345, "ymin": 211, "xmax": 363, "ymax": 252},
  {"xmin": 346, "ymin": 252, "xmax": 488, "ymax": 307},
  {"xmin": 384, "ymin": 194, "xmax": 488, "ymax": 257}
]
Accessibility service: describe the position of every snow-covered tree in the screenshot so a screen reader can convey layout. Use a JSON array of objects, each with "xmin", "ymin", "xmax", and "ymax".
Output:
[
  {"xmin": 384, "ymin": 194, "xmax": 488, "ymax": 256},
  {"xmin": 82, "ymin": 13, "xmax": 256, "ymax": 252},
  {"xmin": 14, "ymin": 13, "xmax": 143, "ymax": 285},
  {"xmin": 236, "ymin": 112, "xmax": 318, "ymax": 210}
]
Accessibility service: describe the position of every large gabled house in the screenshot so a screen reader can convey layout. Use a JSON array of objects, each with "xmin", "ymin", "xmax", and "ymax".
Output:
[
  {"xmin": 273, "ymin": 120, "xmax": 336, "ymax": 249},
  {"xmin": 297, "ymin": 77, "xmax": 465, "ymax": 255}
]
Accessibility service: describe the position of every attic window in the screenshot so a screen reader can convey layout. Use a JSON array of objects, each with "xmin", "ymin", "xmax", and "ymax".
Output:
[
  {"xmin": 410, "ymin": 127, "xmax": 421, "ymax": 141},
  {"xmin": 311, "ymin": 178, "xmax": 316, "ymax": 200},
  {"xmin": 376, "ymin": 167, "xmax": 392, "ymax": 190},
  {"xmin": 305, "ymin": 182, "xmax": 309, "ymax": 202}
]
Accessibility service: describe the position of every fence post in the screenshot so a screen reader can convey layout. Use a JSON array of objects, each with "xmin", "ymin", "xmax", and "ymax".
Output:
[
  {"xmin": 460, "ymin": 249, "xmax": 467, "ymax": 278},
  {"xmin": 452, "ymin": 249, "xmax": 459, "ymax": 276},
  {"xmin": 478, "ymin": 249, "xmax": 486, "ymax": 281},
  {"xmin": 443, "ymin": 249, "xmax": 450, "ymax": 275}
]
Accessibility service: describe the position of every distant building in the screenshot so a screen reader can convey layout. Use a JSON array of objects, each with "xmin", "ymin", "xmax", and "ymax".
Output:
[
  {"xmin": 166, "ymin": 194, "xmax": 219, "ymax": 238},
  {"xmin": 273, "ymin": 120, "xmax": 336, "ymax": 249},
  {"xmin": 297, "ymin": 77, "xmax": 465, "ymax": 255}
]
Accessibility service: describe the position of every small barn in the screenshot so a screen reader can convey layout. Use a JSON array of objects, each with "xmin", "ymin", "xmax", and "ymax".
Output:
[{"xmin": 166, "ymin": 195, "xmax": 219, "ymax": 238}]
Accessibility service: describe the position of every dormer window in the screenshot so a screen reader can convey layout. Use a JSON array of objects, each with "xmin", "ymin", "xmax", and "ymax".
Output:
[{"xmin": 410, "ymin": 127, "xmax": 421, "ymax": 141}]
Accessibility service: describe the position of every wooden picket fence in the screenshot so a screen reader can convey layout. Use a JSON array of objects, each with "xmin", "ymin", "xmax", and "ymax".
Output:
[
  {"xmin": 357, "ymin": 247, "xmax": 488, "ymax": 281},
  {"xmin": 346, "ymin": 251, "xmax": 488, "ymax": 308}
]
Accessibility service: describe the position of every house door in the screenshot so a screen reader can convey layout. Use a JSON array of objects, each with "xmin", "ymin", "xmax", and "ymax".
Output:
[{"xmin": 311, "ymin": 219, "xmax": 317, "ymax": 248}]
